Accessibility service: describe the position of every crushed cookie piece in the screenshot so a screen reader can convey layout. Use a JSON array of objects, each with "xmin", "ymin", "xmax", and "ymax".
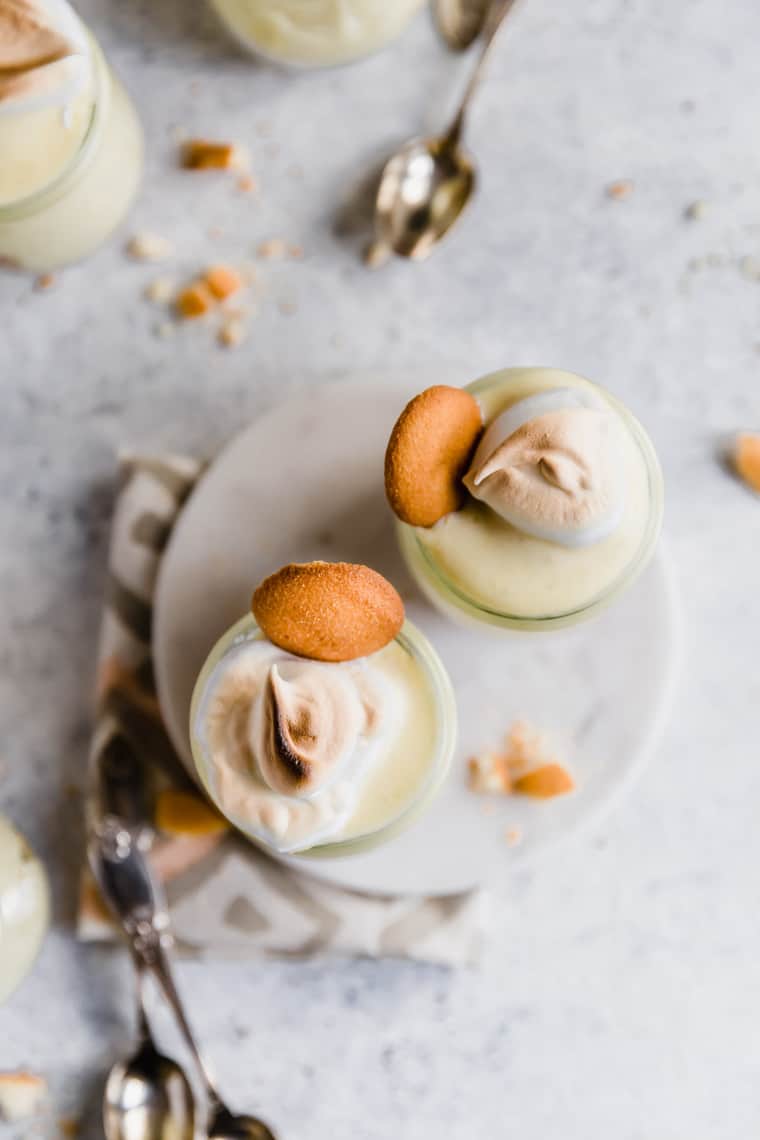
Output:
[
  {"xmin": 237, "ymin": 174, "xmax": 257, "ymax": 193},
  {"xmin": 504, "ymin": 827, "xmax": 523, "ymax": 847},
  {"xmin": 257, "ymin": 238, "xmax": 288, "ymax": 261},
  {"xmin": 176, "ymin": 281, "xmax": 214, "ymax": 319},
  {"xmin": 288, "ymin": 243, "xmax": 304, "ymax": 259},
  {"xmin": 467, "ymin": 752, "xmax": 512, "ymax": 795},
  {"xmin": 0, "ymin": 1073, "xmax": 48, "ymax": 1122},
  {"xmin": 684, "ymin": 200, "xmax": 708, "ymax": 221},
  {"xmin": 513, "ymin": 763, "xmax": 575, "ymax": 799},
  {"xmin": 126, "ymin": 233, "xmax": 173, "ymax": 262},
  {"xmin": 34, "ymin": 273, "xmax": 57, "ymax": 291},
  {"xmin": 739, "ymin": 255, "xmax": 760, "ymax": 281},
  {"xmin": 218, "ymin": 318, "xmax": 247, "ymax": 349},
  {"xmin": 181, "ymin": 139, "xmax": 247, "ymax": 171},
  {"xmin": 144, "ymin": 277, "xmax": 176, "ymax": 304},
  {"xmin": 205, "ymin": 265, "xmax": 243, "ymax": 301},
  {"xmin": 605, "ymin": 179, "xmax": 635, "ymax": 200},
  {"xmin": 156, "ymin": 789, "xmax": 228, "ymax": 836},
  {"xmin": 733, "ymin": 432, "xmax": 760, "ymax": 493}
]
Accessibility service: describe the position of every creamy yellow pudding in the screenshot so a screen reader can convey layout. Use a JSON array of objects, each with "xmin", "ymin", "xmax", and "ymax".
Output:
[
  {"xmin": 0, "ymin": 0, "xmax": 143, "ymax": 271},
  {"xmin": 191, "ymin": 617, "xmax": 455, "ymax": 856},
  {"xmin": 0, "ymin": 817, "xmax": 49, "ymax": 1004},
  {"xmin": 396, "ymin": 368, "xmax": 663, "ymax": 630},
  {"xmin": 209, "ymin": 0, "xmax": 425, "ymax": 67}
]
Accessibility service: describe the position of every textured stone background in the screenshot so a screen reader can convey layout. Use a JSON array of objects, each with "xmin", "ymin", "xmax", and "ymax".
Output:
[{"xmin": 2, "ymin": 0, "xmax": 760, "ymax": 1136}]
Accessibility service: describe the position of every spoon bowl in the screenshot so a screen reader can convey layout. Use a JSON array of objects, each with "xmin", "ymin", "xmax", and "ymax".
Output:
[
  {"xmin": 433, "ymin": 0, "xmax": 491, "ymax": 50},
  {"xmin": 372, "ymin": 137, "xmax": 475, "ymax": 261},
  {"xmin": 103, "ymin": 1038, "xmax": 194, "ymax": 1140},
  {"xmin": 369, "ymin": 0, "xmax": 518, "ymax": 263},
  {"xmin": 209, "ymin": 1105, "xmax": 278, "ymax": 1140}
]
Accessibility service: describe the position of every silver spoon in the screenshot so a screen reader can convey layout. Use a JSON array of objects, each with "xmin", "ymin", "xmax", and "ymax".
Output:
[
  {"xmin": 90, "ymin": 817, "xmax": 276, "ymax": 1140},
  {"xmin": 103, "ymin": 961, "xmax": 195, "ymax": 1140},
  {"xmin": 433, "ymin": 0, "xmax": 491, "ymax": 50},
  {"xmin": 367, "ymin": 0, "xmax": 519, "ymax": 264}
]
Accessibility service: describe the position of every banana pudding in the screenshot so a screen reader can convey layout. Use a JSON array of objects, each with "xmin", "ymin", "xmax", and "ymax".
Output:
[{"xmin": 190, "ymin": 562, "xmax": 455, "ymax": 856}]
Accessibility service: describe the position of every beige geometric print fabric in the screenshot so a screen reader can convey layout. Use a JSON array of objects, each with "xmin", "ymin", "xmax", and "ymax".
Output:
[{"xmin": 78, "ymin": 453, "xmax": 486, "ymax": 966}]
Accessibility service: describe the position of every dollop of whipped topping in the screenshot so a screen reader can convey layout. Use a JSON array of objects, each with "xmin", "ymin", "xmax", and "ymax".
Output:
[
  {"xmin": 251, "ymin": 663, "xmax": 370, "ymax": 798},
  {"xmin": 0, "ymin": 0, "xmax": 89, "ymax": 112},
  {"xmin": 198, "ymin": 641, "xmax": 400, "ymax": 852},
  {"xmin": 463, "ymin": 388, "xmax": 626, "ymax": 547}
]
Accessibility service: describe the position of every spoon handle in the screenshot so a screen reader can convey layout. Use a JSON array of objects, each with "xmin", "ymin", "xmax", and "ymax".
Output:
[
  {"xmin": 89, "ymin": 817, "xmax": 225, "ymax": 1113},
  {"xmin": 445, "ymin": 0, "xmax": 520, "ymax": 147}
]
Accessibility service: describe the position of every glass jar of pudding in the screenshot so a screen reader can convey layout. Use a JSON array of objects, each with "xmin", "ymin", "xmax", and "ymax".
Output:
[
  {"xmin": 0, "ymin": 816, "xmax": 50, "ymax": 1004},
  {"xmin": 0, "ymin": 3, "xmax": 143, "ymax": 272},
  {"xmin": 209, "ymin": 0, "xmax": 426, "ymax": 68},
  {"xmin": 190, "ymin": 614, "xmax": 456, "ymax": 857},
  {"xmin": 397, "ymin": 367, "xmax": 664, "ymax": 632}
]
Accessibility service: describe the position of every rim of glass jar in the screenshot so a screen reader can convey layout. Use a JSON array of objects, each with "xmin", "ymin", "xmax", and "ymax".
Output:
[
  {"xmin": 189, "ymin": 612, "xmax": 457, "ymax": 858},
  {"xmin": 0, "ymin": 33, "xmax": 108, "ymax": 223},
  {"xmin": 207, "ymin": 0, "xmax": 426, "ymax": 70},
  {"xmin": 398, "ymin": 369, "xmax": 665, "ymax": 632}
]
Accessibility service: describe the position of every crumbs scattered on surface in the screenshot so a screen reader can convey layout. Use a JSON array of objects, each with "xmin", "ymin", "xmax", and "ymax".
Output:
[
  {"xmin": 144, "ymin": 277, "xmax": 176, "ymax": 304},
  {"xmin": 257, "ymin": 238, "xmax": 289, "ymax": 261},
  {"xmin": 34, "ymin": 273, "xmax": 57, "ymax": 291},
  {"xmin": 0, "ymin": 1072, "xmax": 48, "ymax": 1122},
  {"xmin": 467, "ymin": 721, "xmax": 575, "ymax": 800},
  {"xmin": 237, "ymin": 174, "xmax": 257, "ymax": 193},
  {"xmin": 683, "ymin": 199, "xmax": 708, "ymax": 221},
  {"xmin": 175, "ymin": 280, "xmax": 214, "ymax": 319},
  {"xmin": 125, "ymin": 233, "xmax": 173, "ymax": 262},
  {"xmin": 504, "ymin": 827, "xmax": 523, "ymax": 847},
  {"xmin": 605, "ymin": 179, "xmax": 635, "ymax": 200},
  {"xmin": 733, "ymin": 432, "xmax": 760, "ymax": 494},
  {"xmin": 181, "ymin": 139, "xmax": 248, "ymax": 172},
  {"xmin": 218, "ymin": 318, "xmax": 247, "ymax": 349}
]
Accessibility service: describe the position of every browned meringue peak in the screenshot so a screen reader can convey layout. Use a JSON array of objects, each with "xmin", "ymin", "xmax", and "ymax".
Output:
[
  {"xmin": 464, "ymin": 406, "xmax": 624, "ymax": 546},
  {"xmin": 0, "ymin": 0, "xmax": 80, "ymax": 105},
  {"xmin": 253, "ymin": 663, "xmax": 371, "ymax": 798}
]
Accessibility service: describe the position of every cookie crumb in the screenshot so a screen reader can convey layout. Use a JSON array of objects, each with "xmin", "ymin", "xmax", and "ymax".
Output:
[
  {"xmin": 144, "ymin": 277, "xmax": 175, "ymax": 304},
  {"xmin": 467, "ymin": 752, "xmax": 512, "ymax": 795},
  {"xmin": 181, "ymin": 139, "xmax": 247, "ymax": 171},
  {"xmin": 684, "ymin": 199, "xmax": 708, "ymax": 221},
  {"xmin": 59, "ymin": 1116, "xmax": 80, "ymax": 1138},
  {"xmin": 513, "ymin": 763, "xmax": 575, "ymax": 799},
  {"xmin": 155, "ymin": 321, "xmax": 175, "ymax": 339},
  {"xmin": 739, "ymin": 254, "xmax": 760, "ymax": 282},
  {"xmin": 34, "ymin": 272, "xmax": 57, "ymax": 291},
  {"xmin": 176, "ymin": 281, "xmax": 214, "ymax": 319},
  {"xmin": 205, "ymin": 265, "xmax": 243, "ymax": 301},
  {"xmin": 257, "ymin": 238, "xmax": 288, "ymax": 261},
  {"xmin": 605, "ymin": 179, "xmax": 635, "ymax": 200},
  {"xmin": 237, "ymin": 174, "xmax": 257, "ymax": 193},
  {"xmin": 126, "ymin": 233, "xmax": 173, "ymax": 262},
  {"xmin": 218, "ymin": 318, "xmax": 247, "ymax": 349},
  {"xmin": 504, "ymin": 827, "xmax": 523, "ymax": 847},
  {"xmin": 733, "ymin": 432, "xmax": 760, "ymax": 493},
  {"xmin": 0, "ymin": 1073, "xmax": 48, "ymax": 1122}
]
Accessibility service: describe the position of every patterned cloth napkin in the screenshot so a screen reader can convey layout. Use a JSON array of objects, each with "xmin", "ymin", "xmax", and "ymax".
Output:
[{"xmin": 78, "ymin": 454, "xmax": 486, "ymax": 965}]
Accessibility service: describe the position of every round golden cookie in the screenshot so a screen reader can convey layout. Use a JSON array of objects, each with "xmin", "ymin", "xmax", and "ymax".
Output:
[
  {"xmin": 384, "ymin": 385, "xmax": 483, "ymax": 527},
  {"xmin": 251, "ymin": 561, "xmax": 404, "ymax": 663}
]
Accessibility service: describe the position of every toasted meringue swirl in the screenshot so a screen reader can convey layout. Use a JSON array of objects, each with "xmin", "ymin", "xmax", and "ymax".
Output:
[
  {"xmin": 0, "ymin": 0, "xmax": 88, "ymax": 111},
  {"xmin": 252, "ymin": 663, "xmax": 368, "ymax": 797},
  {"xmin": 464, "ymin": 388, "xmax": 625, "ymax": 546}
]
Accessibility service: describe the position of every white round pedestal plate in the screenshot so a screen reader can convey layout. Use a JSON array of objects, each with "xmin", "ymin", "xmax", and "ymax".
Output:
[{"xmin": 154, "ymin": 380, "xmax": 681, "ymax": 897}]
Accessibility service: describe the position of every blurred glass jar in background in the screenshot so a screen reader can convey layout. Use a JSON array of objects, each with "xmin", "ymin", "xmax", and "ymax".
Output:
[
  {"xmin": 0, "ymin": 0, "xmax": 143, "ymax": 272},
  {"xmin": 0, "ymin": 816, "xmax": 49, "ymax": 1004},
  {"xmin": 209, "ymin": 0, "xmax": 426, "ymax": 67}
]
